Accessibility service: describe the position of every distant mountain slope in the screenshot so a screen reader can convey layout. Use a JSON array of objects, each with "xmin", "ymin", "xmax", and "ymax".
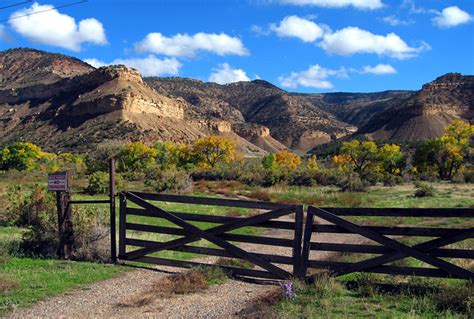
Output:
[
  {"xmin": 0, "ymin": 48, "xmax": 93, "ymax": 90},
  {"xmin": 146, "ymin": 77, "xmax": 353, "ymax": 152},
  {"xmin": 356, "ymin": 73, "xmax": 474, "ymax": 141}
]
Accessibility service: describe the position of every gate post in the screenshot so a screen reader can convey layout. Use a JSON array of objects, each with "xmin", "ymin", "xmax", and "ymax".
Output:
[
  {"xmin": 118, "ymin": 192, "xmax": 127, "ymax": 259},
  {"xmin": 301, "ymin": 208, "xmax": 315, "ymax": 281},
  {"xmin": 293, "ymin": 205, "xmax": 304, "ymax": 279},
  {"xmin": 109, "ymin": 158, "xmax": 117, "ymax": 263}
]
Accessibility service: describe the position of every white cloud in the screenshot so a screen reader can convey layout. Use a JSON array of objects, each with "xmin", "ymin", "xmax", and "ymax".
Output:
[
  {"xmin": 382, "ymin": 15, "xmax": 414, "ymax": 26},
  {"xmin": 9, "ymin": 2, "xmax": 106, "ymax": 52},
  {"xmin": 362, "ymin": 64, "xmax": 397, "ymax": 74},
  {"xmin": 432, "ymin": 6, "xmax": 472, "ymax": 28},
  {"xmin": 135, "ymin": 32, "xmax": 248, "ymax": 58},
  {"xmin": 321, "ymin": 27, "xmax": 429, "ymax": 59},
  {"xmin": 270, "ymin": 15, "xmax": 326, "ymax": 42},
  {"xmin": 277, "ymin": 0, "xmax": 383, "ymax": 10},
  {"xmin": 278, "ymin": 64, "xmax": 347, "ymax": 89},
  {"xmin": 208, "ymin": 63, "xmax": 250, "ymax": 84},
  {"xmin": 83, "ymin": 56, "xmax": 182, "ymax": 77}
]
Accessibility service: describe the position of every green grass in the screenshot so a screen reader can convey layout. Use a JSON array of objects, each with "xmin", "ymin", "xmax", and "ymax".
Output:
[
  {"xmin": 240, "ymin": 183, "xmax": 474, "ymax": 209},
  {"xmin": 275, "ymin": 275, "xmax": 473, "ymax": 318},
  {"xmin": 0, "ymin": 258, "xmax": 126, "ymax": 316}
]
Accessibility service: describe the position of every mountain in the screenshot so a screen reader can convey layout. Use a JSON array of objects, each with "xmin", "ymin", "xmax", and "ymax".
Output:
[
  {"xmin": 0, "ymin": 49, "xmax": 204, "ymax": 152},
  {"xmin": 0, "ymin": 48, "xmax": 472, "ymax": 155},
  {"xmin": 356, "ymin": 73, "xmax": 474, "ymax": 141},
  {"xmin": 146, "ymin": 77, "xmax": 353, "ymax": 152}
]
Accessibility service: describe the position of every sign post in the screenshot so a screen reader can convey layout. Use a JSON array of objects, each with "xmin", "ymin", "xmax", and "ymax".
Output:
[{"xmin": 48, "ymin": 171, "xmax": 73, "ymax": 259}]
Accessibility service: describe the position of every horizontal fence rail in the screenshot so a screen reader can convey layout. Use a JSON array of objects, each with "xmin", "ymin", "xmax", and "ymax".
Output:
[
  {"xmin": 118, "ymin": 192, "xmax": 304, "ymax": 280},
  {"xmin": 302, "ymin": 206, "xmax": 474, "ymax": 282}
]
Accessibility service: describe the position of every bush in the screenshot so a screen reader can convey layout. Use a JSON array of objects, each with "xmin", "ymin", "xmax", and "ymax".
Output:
[
  {"xmin": 145, "ymin": 168, "xmax": 193, "ymax": 194},
  {"xmin": 382, "ymin": 174, "xmax": 404, "ymax": 187},
  {"xmin": 288, "ymin": 169, "xmax": 317, "ymax": 187},
  {"xmin": 413, "ymin": 181, "xmax": 436, "ymax": 197},
  {"xmin": 337, "ymin": 173, "xmax": 367, "ymax": 192},
  {"xmin": 72, "ymin": 206, "xmax": 110, "ymax": 262},
  {"xmin": 314, "ymin": 168, "xmax": 343, "ymax": 186},
  {"xmin": 85, "ymin": 171, "xmax": 124, "ymax": 195}
]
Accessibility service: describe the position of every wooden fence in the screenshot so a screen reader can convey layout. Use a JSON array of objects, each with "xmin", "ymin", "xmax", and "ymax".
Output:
[
  {"xmin": 118, "ymin": 191, "xmax": 304, "ymax": 280},
  {"xmin": 115, "ymin": 192, "xmax": 474, "ymax": 282},
  {"xmin": 302, "ymin": 207, "xmax": 474, "ymax": 282}
]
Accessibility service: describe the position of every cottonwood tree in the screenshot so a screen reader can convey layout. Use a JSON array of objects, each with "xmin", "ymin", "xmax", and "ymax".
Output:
[
  {"xmin": 414, "ymin": 120, "xmax": 473, "ymax": 180},
  {"xmin": 192, "ymin": 135, "xmax": 237, "ymax": 168}
]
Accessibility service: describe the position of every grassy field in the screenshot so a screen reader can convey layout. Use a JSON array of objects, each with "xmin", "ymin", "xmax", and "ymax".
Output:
[{"xmin": 0, "ymin": 226, "xmax": 127, "ymax": 316}]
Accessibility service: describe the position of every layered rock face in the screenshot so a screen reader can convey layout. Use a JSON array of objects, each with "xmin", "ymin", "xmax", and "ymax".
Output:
[{"xmin": 356, "ymin": 73, "xmax": 474, "ymax": 141}]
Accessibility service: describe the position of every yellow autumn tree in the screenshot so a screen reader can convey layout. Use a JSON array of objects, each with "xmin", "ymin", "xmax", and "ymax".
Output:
[
  {"xmin": 275, "ymin": 150, "xmax": 301, "ymax": 170},
  {"xmin": 414, "ymin": 120, "xmax": 473, "ymax": 180},
  {"xmin": 192, "ymin": 135, "xmax": 237, "ymax": 168},
  {"xmin": 306, "ymin": 155, "xmax": 318, "ymax": 172}
]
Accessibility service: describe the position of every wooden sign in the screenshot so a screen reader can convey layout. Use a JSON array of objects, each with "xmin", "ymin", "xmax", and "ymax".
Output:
[{"xmin": 48, "ymin": 171, "xmax": 69, "ymax": 192}]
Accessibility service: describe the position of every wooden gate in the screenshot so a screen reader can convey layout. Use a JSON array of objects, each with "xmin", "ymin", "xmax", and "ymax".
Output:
[
  {"xmin": 302, "ymin": 206, "xmax": 474, "ymax": 282},
  {"xmin": 118, "ymin": 191, "xmax": 304, "ymax": 280}
]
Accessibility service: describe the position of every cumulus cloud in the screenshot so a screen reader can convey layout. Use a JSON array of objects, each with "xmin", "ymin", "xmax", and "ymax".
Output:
[
  {"xmin": 432, "ymin": 6, "xmax": 472, "ymax": 28},
  {"xmin": 135, "ymin": 32, "xmax": 248, "ymax": 58},
  {"xmin": 278, "ymin": 64, "xmax": 347, "ymax": 89},
  {"xmin": 382, "ymin": 15, "xmax": 414, "ymax": 26},
  {"xmin": 277, "ymin": 0, "xmax": 383, "ymax": 10},
  {"xmin": 362, "ymin": 64, "xmax": 397, "ymax": 74},
  {"xmin": 321, "ymin": 27, "xmax": 429, "ymax": 59},
  {"xmin": 270, "ymin": 15, "xmax": 326, "ymax": 42},
  {"xmin": 208, "ymin": 63, "xmax": 250, "ymax": 84},
  {"xmin": 83, "ymin": 56, "xmax": 182, "ymax": 77},
  {"xmin": 9, "ymin": 2, "xmax": 106, "ymax": 51}
]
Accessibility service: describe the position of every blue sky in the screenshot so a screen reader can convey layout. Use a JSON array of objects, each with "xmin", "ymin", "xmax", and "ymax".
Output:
[{"xmin": 0, "ymin": 0, "xmax": 473, "ymax": 92}]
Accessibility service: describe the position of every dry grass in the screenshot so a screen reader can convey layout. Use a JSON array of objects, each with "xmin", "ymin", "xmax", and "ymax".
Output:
[
  {"xmin": 0, "ymin": 275, "xmax": 19, "ymax": 294},
  {"xmin": 235, "ymin": 286, "xmax": 282, "ymax": 318},
  {"xmin": 116, "ymin": 268, "xmax": 225, "ymax": 308},
  {"xmin": 247, "ymin": 189, "xmax": 272, "ymax": 202},
  {"xmin": 195, "ymin": 180, "xmax": 245, "ymax": 197}
]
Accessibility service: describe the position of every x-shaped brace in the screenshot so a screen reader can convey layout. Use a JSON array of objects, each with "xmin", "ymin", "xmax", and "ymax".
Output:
[
  {"xmin": 307, "ymin": 207, "xmax": 474, "ymax": 281},
  {"xmin": 124, "ymin": 192, "xmax": 294, "ymax": 280}
]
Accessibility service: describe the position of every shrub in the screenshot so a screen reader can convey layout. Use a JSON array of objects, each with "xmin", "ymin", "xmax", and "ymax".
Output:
[
  {"xmin": 85, "ymin": 171, "xmax": 124, "ymax": 195},
  {"xmin": 288, "ymin": 169, "xmax": 317, "ymax": 187},
  {"xmin": 72, "ymin": 206, "xmax": 110, "ymax": 262},
  {"xmin": 145, "ymin": 168, "xmax": 193, "ymax": 194},
  {"xmin": 413, "ymin": 181, "xmax": 436, "ymax": 198},
  {"xmin": 336, "ymin": 173, "xmax": 367, "ymax": 192},
  {"xmin": 314, "ymin": 168, "xmax": 343, "ymax": 186},
  {"xmin": 382, "ymin": 174, "xmax": 404, "ymax": 186}
]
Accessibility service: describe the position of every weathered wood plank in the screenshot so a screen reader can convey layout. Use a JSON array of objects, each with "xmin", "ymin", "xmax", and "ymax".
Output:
[
  {"xmin": 310, "ymin": 242, "xmax": 474, "ymax": 259},
  {"xmin": 320, "ymin": 207, "xmax": 474, "ymax": 218},
  {"xmin": 307, "ymin": 261, "xmax": 464, "ymax": 279},
  {"xmin": 313, "ymin": 224, "xmax": 464, "ymax": 237},
  {"xmin": 129, "ymin": 191, "xmax": 289, "ymax": 210}
]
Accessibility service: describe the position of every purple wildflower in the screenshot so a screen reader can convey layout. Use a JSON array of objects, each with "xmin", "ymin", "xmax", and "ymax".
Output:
[{"xmin": 279, "ymin": 280, "xmax": 295, "ymax": 300}]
